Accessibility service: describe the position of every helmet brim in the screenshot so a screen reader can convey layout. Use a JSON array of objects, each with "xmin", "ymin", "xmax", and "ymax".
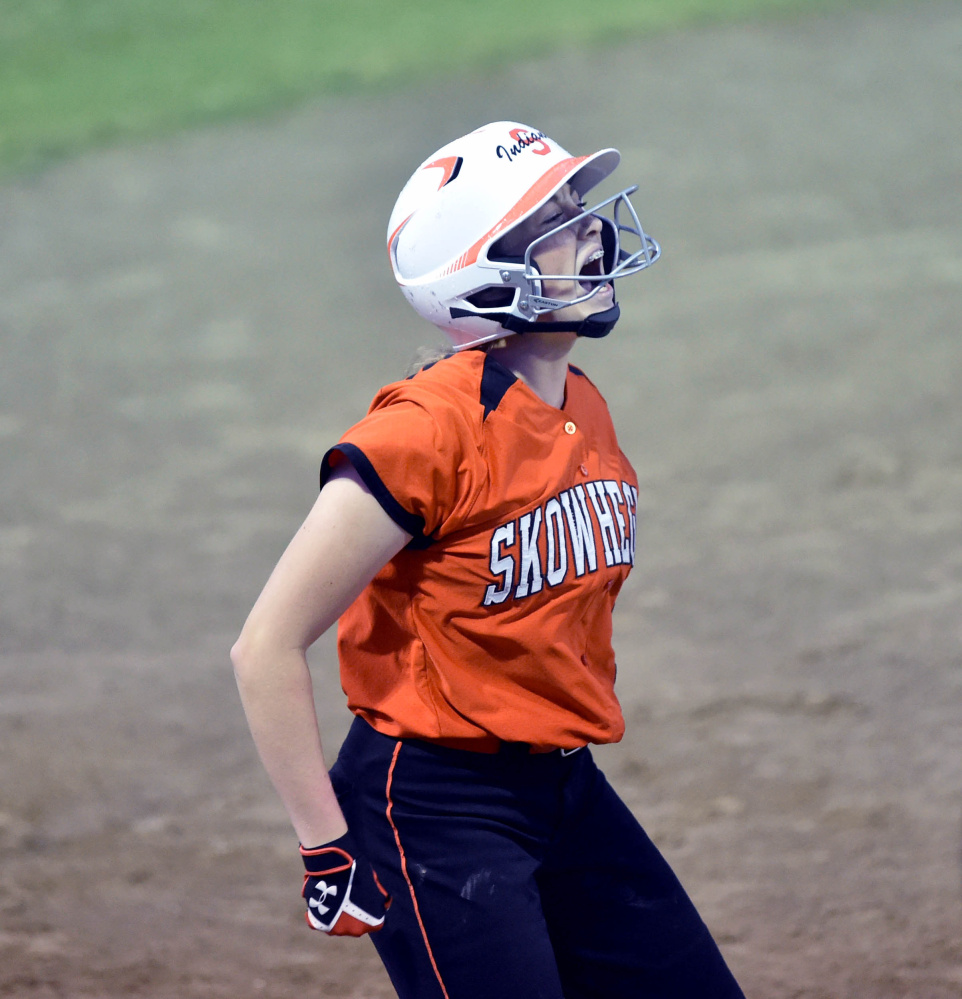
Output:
[
  {"xmin": 475, "ymin": 147, "xmax": 623, "ymax": 268},
  {"xmin": 565, "ymin": 148, "xmax": 621, "ymax": 199}
]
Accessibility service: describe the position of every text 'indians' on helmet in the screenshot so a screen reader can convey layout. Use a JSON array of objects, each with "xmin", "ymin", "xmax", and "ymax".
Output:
[{"xmin": 387, "ymin": 121, "xmax": 661, "ymax": 351}]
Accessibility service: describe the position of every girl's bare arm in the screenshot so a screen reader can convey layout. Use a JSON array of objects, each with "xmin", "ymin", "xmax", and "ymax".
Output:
[{"xmin": 230, "ymin": 463, "xmax": 411, "ymax": 846}]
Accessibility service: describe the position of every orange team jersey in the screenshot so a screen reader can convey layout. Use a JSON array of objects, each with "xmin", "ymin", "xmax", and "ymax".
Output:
[{"xmin": 320, "ymin": 349, "xmax": 639, "ymax": 751}]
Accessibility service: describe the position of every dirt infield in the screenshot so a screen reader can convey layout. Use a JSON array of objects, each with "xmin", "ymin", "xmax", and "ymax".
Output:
[{"xmin": 2, "ymin": 2, "xmax": 961, "ymax": 995}]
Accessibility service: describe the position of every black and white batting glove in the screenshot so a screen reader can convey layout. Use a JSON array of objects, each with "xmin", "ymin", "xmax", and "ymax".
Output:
[{"xmin": 300, "ymin": 830, "xmax": 391, "ymax": 936}]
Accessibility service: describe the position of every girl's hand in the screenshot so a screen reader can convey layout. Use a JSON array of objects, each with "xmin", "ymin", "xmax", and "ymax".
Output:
[{"xmin": 301, "ymin": 830, "xmax": 391, "ymax": 936}]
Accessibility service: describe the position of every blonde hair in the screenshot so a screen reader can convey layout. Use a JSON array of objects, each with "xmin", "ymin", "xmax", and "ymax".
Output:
[
  {"xmin": 405, "ymin": 344, "xmax": 455, "ymax": 376},
  {"xmin": 405, "ymin": 339, "xmax": 507, "ymax": 376}
]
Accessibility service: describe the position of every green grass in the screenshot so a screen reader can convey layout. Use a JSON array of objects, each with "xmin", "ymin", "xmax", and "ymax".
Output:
[{"xmin": 0, "ymin": 0, "xmax": 879, "ymax": 176}]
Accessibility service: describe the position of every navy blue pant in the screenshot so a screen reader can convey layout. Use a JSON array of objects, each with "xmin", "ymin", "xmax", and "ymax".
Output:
[{"xmin": 330, "ymin": 717, "xmax": 744, "ymax": 999}]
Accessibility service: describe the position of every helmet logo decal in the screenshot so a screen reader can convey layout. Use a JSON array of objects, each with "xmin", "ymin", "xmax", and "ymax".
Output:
[
  {"xmin": 496, "ymin": 128, "xmax": 551, "ymax": 163},
  {"xmin": 423, "ymin": 156, "xmax": 464, "ymax": 190}
]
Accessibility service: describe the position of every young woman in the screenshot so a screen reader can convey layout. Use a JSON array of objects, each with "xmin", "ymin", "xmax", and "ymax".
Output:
[{"xmin": 232, "ymin": 121, "xmax": 745, "ymax": 999}]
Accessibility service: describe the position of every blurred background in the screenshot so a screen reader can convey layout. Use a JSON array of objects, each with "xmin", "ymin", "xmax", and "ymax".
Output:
[{"xmin": 1, "ymin": 1, "xmax": 961, "ymax": 996}]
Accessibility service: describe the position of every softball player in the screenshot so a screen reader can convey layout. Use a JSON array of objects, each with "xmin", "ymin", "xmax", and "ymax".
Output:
[{"xmin": 232, "ymin": 121, "xmax": 745, "ymax": 998}]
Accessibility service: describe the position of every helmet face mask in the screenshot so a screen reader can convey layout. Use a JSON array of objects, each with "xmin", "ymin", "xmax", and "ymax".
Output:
[
  {"xmin": 387, "ymin": 122, "xmax": 661, "ymax": 350},
  {"xmin": 490, "ymin": 186, "xmax": 660, "ymax": 320}
]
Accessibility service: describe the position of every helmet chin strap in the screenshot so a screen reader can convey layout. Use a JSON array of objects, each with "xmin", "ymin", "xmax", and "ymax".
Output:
[{"xmin": 494, "ymin": 304, "xmax": 621, "ymax": 340}]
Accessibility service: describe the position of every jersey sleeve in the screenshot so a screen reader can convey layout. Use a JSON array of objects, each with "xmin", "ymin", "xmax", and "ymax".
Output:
[{"xmin": 320, "ymin": 394, "xmax": 476, "ymax": 546}]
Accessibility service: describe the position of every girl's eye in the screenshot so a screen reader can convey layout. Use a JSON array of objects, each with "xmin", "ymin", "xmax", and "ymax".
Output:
[{"xmin": 543, "ymin": 212, "xmax": 563, "ymax": 225}]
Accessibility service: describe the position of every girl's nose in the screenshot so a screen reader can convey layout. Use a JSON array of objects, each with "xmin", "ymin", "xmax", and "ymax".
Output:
[{"xmin": 579, "ymin": 211, "xmax": 602, "ymax": 239}]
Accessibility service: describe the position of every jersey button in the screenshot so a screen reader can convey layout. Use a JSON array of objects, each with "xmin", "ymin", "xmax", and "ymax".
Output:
[
  {"xmin": 579, "ymin": 463, "xmax": 589, "ymax": 476},
  {"xmin": 564, "ymin": 421, "xmax": 577, "ymax": 435}
]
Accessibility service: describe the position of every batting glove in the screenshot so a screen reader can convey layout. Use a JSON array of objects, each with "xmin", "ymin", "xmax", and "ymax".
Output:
[{"xmin": 300, "ymin": 830, "xmax": 391, "ymax": 936}]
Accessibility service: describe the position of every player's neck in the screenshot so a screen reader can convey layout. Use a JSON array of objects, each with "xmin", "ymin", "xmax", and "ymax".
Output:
[{"xmin": 487, "ymin": 331, "xmax": 577, "ymax": 409}]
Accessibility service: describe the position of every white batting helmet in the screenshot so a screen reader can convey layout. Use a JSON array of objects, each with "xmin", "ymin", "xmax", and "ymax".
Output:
[{"xmin": 387, "ymin": 121, "xmax": 660, "ymax": 350}]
